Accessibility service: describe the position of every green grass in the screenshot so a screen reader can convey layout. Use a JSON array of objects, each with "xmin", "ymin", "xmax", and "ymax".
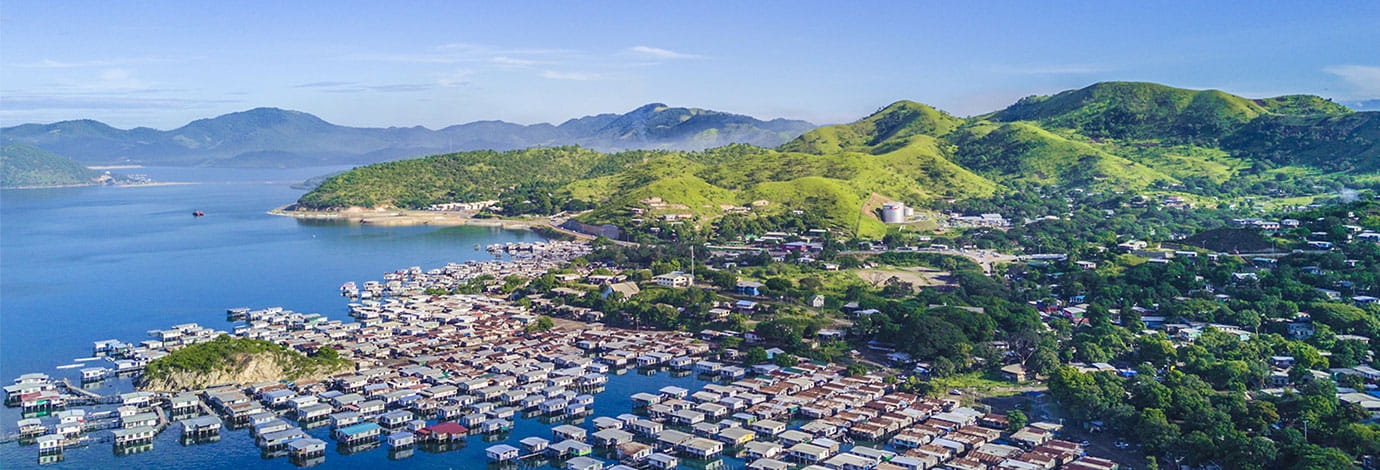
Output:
[
  {"xmin": 740, "ymin": 264, "xmax": 868, "ymax": 292},
  {"xmin": 780, "ymin": 100, "xmax": 963, "ymax": 154},
  {"xmin": 930, "ymin": 371, "xmax": 1027, "ymax": 397},
  {"xmin": 987, "ymin": 82, "xmax": 1268, "ymax": 142},
  {"xmin": 300, "ymin": 80, "xmax": 1378, "ymax": 238}
]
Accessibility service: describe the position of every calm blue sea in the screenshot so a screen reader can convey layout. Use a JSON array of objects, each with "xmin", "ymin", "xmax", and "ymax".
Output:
[{"xmin": 0, "ymin": 167, "xmax": 733, "ymax": 469}]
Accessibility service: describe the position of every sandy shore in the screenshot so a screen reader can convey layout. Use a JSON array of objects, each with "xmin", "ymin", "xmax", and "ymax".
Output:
[{"xmin": 268, "ymin": 206, "xmax": 559, "ymax": 230}]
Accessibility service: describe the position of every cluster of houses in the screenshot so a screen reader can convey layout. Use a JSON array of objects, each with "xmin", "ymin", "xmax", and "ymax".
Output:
[
  {"xmin": 1233, "ymin": 215, "xmax": 1380, "ymax": 251},
  {"xmin": 9, "ymin": 377, "xmax": 201, "ymax": 456},
  {"xmin": 480, "ymin": 360, "xmax": 1121, "ymax": 470},
  {"xmin": 946, "ymin": 213, "xmax": 1012, "ymax": 229},
  {"xmin": 6, "ymin": 255, "xmax": 731, "ymax": 465},
  {"xmin": 1030, "ymin": 290, "xmax": 1380, "ymax": 418},
  {"xmin": 425, "ymin": 200, "xmax": 499, "ymax": 212},
  {"xmin": 626, "ymin": 197, "xmax": 780, "ymax": 224},
  {"xmin": 341, "ymin": 244, "xmax": 591, "ymax": 300}
]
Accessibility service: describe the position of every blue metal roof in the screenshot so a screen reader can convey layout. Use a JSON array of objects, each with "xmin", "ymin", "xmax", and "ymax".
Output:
[{"xmin": 338, "ymin": 422, "xmax": 382, "ymax": 435}]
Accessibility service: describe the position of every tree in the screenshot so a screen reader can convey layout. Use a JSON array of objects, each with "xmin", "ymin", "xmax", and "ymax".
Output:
[
  {"xmin": 1332, "ymin": 423, "xmax": 1380, "ymax": 457},
  {"xmin": 743, "ymin": 347, "xmax": 769, "ymax": 365},
  {"xmin": 1137, "ymin": 335, "xmax": 1178, "ymax": 367},
  {"xmin": 1135, "ymin": 408, "xmax": 1179, "ymax": 455},
  {"xmin": 1026, "ymin": 342, "xmax": 1060, "ymax": 375},
  {"xmin": 773, "ymin": 353, "xmax": 797, "ymax": 368},
  {"xmin": 845, "ymin": 363, "xmax": 869, "ymax": 376},
  {"xmin": 1289, "ymin": 444, "xmax": 1354, "ymax": 470},
  {"xmin": 1007, "ymin": 409, "xmax": 1027, "ymax": 431},
  {"xmin": 529, "ymin": 273, "xmax": 558, "ymax": 292},
  {"xmin": 764, "ymin": 277, "xmax": 793, "ymax": 297},
  {"xmin": 315, "ymin": 346, "xmax": 339, "ymax": 360},
  {"xmin": 525, "ymin": 316, "xmax": 555, "ymax": 332},
  {"xmin": 1237, "ymin": 400, "xmax": 1279, "ymax": 434},
  {"xmin": 1222, "ymin": 433, "xmax": 1278, "ymax": 470}
]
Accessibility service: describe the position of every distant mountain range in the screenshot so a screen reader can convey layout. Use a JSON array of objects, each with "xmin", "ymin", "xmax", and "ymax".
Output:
[
  {"xmin": 0, "ymin": 104, "xmax": 816, "ymax": 168},
  {"xmin": 297, "ymin": 81, "xmax": 1380, "ymax": 237}
]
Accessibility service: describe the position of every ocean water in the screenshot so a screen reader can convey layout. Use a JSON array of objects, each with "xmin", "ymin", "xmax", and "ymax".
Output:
[{"xmin": 3, "ymin": 166, "xmax": 738, "ymax": 468}]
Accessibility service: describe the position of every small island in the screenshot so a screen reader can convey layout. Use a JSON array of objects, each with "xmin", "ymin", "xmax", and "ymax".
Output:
[{"xmin": 139, "ymin": 336, "xmax": 352, "ymax": 392}]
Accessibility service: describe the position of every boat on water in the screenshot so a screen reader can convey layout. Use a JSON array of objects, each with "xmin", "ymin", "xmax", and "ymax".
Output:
[{"xmin": 193, "ymin": 211, "xmax": 205, "ymax": 217}]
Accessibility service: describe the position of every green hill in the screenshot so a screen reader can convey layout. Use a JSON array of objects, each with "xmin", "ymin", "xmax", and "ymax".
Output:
[
  {"xmin": 296, "ymin": 82, "xmax": 1380, "ymax": 237},
  {"xmin": 988, "ymin": 81, "xmax": 1353, "ymax": 143},
  {"xmin": 296, "ymin": 146, "xmax": 642, "ymax": 209},
  {"xmin": 781, "ymin": 100, "xmax": 962, "ymax": 154},
  {"xmin": 1221, "ymin": 112, "xmax": 1380, "ymax": 172},
  {"xmin": 1, "ymin": 143, "xmax": 102, "ymax": 188},
  {"xmin": 948, "ymin": 121, "xmax": 1175, "ymax": 189}
]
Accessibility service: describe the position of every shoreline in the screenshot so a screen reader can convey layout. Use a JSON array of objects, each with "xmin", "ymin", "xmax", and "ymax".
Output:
[
  {"xmin": 267, "ymin": 205, "xmax": 564, "ymax": 231},
  {"xmin": 0, "ymin": 181, "xmax": 197, "ymax": 190}
]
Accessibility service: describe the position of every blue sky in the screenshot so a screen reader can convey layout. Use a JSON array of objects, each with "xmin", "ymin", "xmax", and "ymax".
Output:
[{"xmin": 3, "ymin": 1, "xmax": 1378, "ymax": 129}]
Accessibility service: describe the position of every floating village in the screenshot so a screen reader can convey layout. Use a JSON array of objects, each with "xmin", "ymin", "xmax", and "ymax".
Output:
[{"xmin": 4, "ymin": 239, "xmax": 1122, "ymax": 470}]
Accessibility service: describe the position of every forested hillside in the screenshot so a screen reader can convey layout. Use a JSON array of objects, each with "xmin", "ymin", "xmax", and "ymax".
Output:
[
  {"xmin": 297, "ymin": 82, "xmax": 1380, "ymax": 237},
  {"xmin": 0, "ymin": 143, "xmax": 101, "ymax": 188}
]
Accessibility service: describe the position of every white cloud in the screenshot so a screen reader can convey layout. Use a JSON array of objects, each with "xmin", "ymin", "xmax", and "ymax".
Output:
[
  {"xmin": 540, "ymin": 70, "xmax": 601, "ymax": 81},
  {"xmin": 1324, "ymin": 64, "xmax": 1380, "ymax": 99},
  {"xmin": 627, "ymin": 46, "xmax": 701, "ymax": 60},
  {"xmin": 437, "ymin": 69, "xmax": 473, "ymax": 87},
  {"xmin": 342, "ymin": 43, "xmax": 584, "ymax": 67},
  {"xmin": 491, "ymin": 56, "xmax": 543, "ymax": 66},
  {"xmin": 43, "ymin": 68, "xmax": 152, "ymax": 93},
  {"xmin": 10, "ymin": 57, "xmax": 181, "ymax": 68}
]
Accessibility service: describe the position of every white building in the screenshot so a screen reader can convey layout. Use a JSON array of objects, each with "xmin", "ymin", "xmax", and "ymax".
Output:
[{"xmin": 882, "ymin": 202, "xmax": 906, "ymax": 224}]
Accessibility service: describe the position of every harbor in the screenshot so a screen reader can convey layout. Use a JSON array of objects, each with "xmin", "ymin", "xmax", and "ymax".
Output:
[{"xmin": 3, "ymin": 239, "xmax": 1119, "ymax": 469}]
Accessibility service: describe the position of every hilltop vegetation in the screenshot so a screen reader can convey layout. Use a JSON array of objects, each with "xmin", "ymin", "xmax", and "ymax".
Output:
[
  {"xmin": 297, "ymin": 82, "xmax": 1380, "ymax": 237},
  {"xmin": 0, "ymin": 143, "xmax": 103, "ymax": 188},
  {"xmin": 141, "ymin": 336, "xmax": 351, "ymax": 391}
]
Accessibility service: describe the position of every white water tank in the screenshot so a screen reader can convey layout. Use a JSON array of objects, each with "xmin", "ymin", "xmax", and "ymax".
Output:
[{"xmin": 882, "ymin": 202, "xmax": 906, "ymax": 224}]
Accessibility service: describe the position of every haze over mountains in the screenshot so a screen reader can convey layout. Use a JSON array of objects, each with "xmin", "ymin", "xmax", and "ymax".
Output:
[{"xmin": 0, "ymin": 104, "xmax": 815, "ymax": 168}]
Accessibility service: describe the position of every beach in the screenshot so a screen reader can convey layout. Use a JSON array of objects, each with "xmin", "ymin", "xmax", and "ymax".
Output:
[{"xmin": 269, "ymin": 206, "xmax": 585, "ymax": 232}]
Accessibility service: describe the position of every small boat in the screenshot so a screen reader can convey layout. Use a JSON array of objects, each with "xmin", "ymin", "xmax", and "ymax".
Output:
[{"xmin": 193, "ymin": 211, "xmax": 205, "ymax": 217}]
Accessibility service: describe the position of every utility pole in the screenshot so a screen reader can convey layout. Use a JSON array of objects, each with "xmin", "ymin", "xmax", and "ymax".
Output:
[{"xmin": 690, "ymin": 245, "xmax": 695, "ymax": 286}]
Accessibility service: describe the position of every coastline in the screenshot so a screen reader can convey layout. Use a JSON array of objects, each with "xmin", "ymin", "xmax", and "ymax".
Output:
[
  {"xmin": 268, "ymin": 205, "xmax": 565, "ymax": 231},
  {"xmin": 86, "ymin": 165, "xmax": 144, "ymax": 170},
  {"xmin": 0, "ymin": 181, "xmax": 196, "ymax": 190}
]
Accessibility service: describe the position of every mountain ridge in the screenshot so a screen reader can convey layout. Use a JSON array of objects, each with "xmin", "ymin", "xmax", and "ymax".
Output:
[
  {"xmin": 294, "ymin": 81, "xmax": 1380, "ymax": 237},
  {"xmin": 0, "ymin": 105, "xmax": 816, "ymax": 168}
]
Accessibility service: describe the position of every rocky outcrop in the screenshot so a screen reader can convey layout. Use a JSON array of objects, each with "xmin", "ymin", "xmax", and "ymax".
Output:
[{"xmin": 137, "ymin": 350, "xmax": 350, "ymax": 392}]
